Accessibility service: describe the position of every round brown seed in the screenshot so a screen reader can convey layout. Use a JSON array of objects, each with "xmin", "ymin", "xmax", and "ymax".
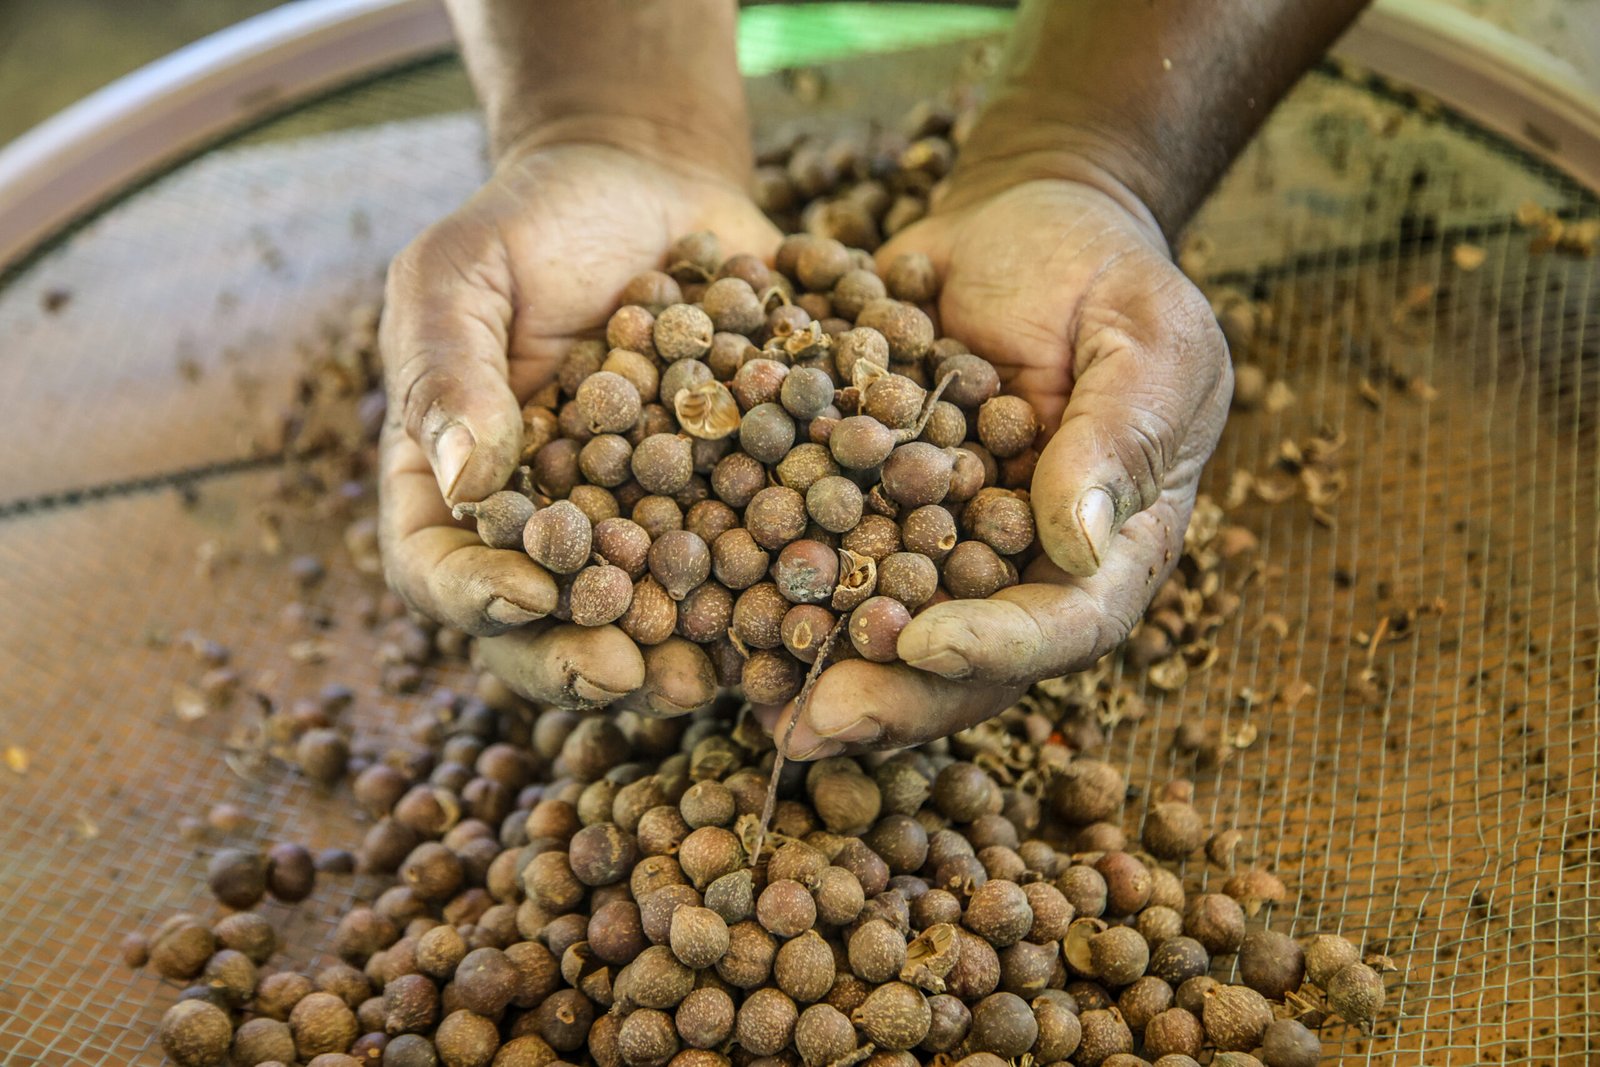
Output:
[
  {"xmin": 648, "ymin": 530, "xmax": 711, "ymax": 601},
  {"xmin": 711, "ymin": 529, "xmax": 770, "ymax": 591},
  {"xmin": 875, "ymin": 552, "xmax": 938, "ymax": 610},
  {"xmin": 806, "ymin": 476, "xmax": 865, "ymax": 534},
  {"xmin": 160, "ymin": 1000, "xmax": 232, "ymax": 1067},
  {"xmin": 577, "ymin": 372, "xmax": 643, "ymax": 435},
  {"xmin": 757, "ymin": 880, "xmax": 817, "ymax": 939},
  {"xmin": 745, "ymin": 487, "xmax": 808, "ymax": 551},
  {"xmin": 850, "ymin": 981, "xmax": 931, "ymax": 1051},
  {"xmin": 655, "ymin": 304, "xmax": 715, "ymax": 362},
  {"xmin": 736, "ymin": 987, "xmax": 799, "ymax": 1057},
  {"xmin": 1202, "ymin": 984, "xmax": 1273, "ymax": 1051},
  {"xmin": 849, "ymin": 596, "xmax": 911, "ymax": 663},
  {"xmin": 525, "ymin": 501, "xmax": 593, "ymax": 575},
  {"xmin": 941, "ymin": 541, "xmax": 1011, "ymax": 599},
  {"xmin": 773, "ymin": 540, "xmax": 840, "ymax": 605},
  {"xmin": 570, "ymin": 565, "xmax": 634, "ymax": 627}
]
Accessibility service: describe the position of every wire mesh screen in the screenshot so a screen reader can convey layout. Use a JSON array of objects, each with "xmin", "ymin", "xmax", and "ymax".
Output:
[{"xmin": 0, "ymin": 32, "xmax": 1597, "ymax": 1067}]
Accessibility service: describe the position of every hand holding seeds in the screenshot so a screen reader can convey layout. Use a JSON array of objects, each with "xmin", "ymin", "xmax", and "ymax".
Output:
[
  {"xmin": 381, "ymin": 137, "xmax": 1227, "ymax": 753},
  {"xmin": 409, "ymin": 212, "xmax": 1051, "ymax": 725},
  {"xmin": 376, "ymin": 140, "xmax": 779, "ymax": 673},
  {"xmin": 759, "ymin": 178, "xmax": 1233, "ymax": 757}
]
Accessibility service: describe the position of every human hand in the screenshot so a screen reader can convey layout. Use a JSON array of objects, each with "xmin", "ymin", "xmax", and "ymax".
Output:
[
  {"xmin": 379, "ymin": 139, "xmax": 779, "ymax": 710},
  {"xmin": 761, "ymin": 176, "xmax": 1231, "ymax": 759}
]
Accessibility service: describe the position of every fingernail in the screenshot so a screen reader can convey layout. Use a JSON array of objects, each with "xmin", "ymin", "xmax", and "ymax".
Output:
[
  {"xmin": 821, "ymin": 716, "xmax": 883, "ymax": 748},
  {"xmin": 486, "ymin": 596, "xmax": 540, "ymax": 626},
  {"xmin": 434, "ymin": 423, "xmax": 476, "ymax": 500},
  {"xmin": 1075, "ymin": 487, "xmax": 1116, "ymax": 570},
  {"xmin": 787, "ymin": 736, "xmax": 846, "ymax": 762},
  {"xmin": 786, "ymin": 715, "xmax": 881, "ymax": 760},
  {"xmin": 570, "ymin": 672, "xmax": 632, "ymax": 705},
  {"xmin": 906, "ymin": 649, "xmax": 973, "ymax": 679},
  {"xmin": 781, "ymin": 714, "xmax": 828, "ymax": 760}
]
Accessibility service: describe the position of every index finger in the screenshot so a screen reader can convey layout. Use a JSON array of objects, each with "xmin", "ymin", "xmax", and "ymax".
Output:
[
  {"xmin": 378, "ymin": 419, "xmax": 558, "ymax": 635},
  {"xmin": 755, "ymin": 659, "xmax": 1026, "ymax": 762},
  {"xmin": 895, "ymin": 490, "xmax": 1192, "ymax": 685}
]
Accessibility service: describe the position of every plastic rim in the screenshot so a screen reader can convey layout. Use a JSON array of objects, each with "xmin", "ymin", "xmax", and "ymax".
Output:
[{"xmin": 0, "ymin": 0, "xmax": 1596, "ymax": 274}]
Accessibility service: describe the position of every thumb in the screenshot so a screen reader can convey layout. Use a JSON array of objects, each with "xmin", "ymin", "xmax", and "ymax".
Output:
[
  {"xmin": 1034, "ymin": 264, "xmax": 1230, "ymax": 576},
  {"xmin": 380, "ymin": 223, "xmax": 524, "ymax": 506}
]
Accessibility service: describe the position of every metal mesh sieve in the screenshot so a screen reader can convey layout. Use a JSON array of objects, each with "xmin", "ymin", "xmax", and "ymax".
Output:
[{"xmin": 0, "ymin": 24, "xmax": 1597, "ymax": 1067}]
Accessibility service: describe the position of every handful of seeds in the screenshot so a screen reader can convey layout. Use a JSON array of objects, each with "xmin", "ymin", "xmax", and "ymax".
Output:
[{"xmin": 468, "ymin": 229, "xmax": 1043, "ymax": 706}]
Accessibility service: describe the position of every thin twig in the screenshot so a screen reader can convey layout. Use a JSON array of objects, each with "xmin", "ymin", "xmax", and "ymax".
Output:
[
  {"xmin": 751, "ymin": 616, "xmax": 851, "ymax": 864},
  {"xmin": 894, "ymin": 367, "xmax": 963, "ymax": 443}
]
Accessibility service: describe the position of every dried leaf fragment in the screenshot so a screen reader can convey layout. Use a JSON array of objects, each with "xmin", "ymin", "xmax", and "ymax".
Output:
[
  {"xmin": 1256, "ymin": 614, "xmax": 1290, "ymax": 639},
  {"xmin": 1277, "ymin": 679, "xmax": 1316, "ymax": 710},
  {"xmin": 1253, "ymin": 470, "xmax": 1299, "ymax": 504},
  {"xmin": 172, "ymin": 683, "xmax": 213, "ymax": 723},
  {"xmin": 1451, "ymin": 244, "xmax": 1486, "ymax": 271},
  {"xmin": 1206, "ymin": 829, "xmax": 1248, "ymax": 871},
  {"xmin": 1353, "ymin": 665, "xmax": 1386, "ymax": 703},
  {"xmin": 733, "ymin": 812, "xmax": 769, "ymax": 860},
  {"xmin": 3, "ymin": 745, "xmax": 29, "ymax": 774},
  {"xmin": 831, "ymin": 550, "xmax": 878, "ymax": 611},
  {"xmin": 1365, "ymin": 953, "xmax": 1399, "ymax": 974},
  {"xmin": 674, "ymin": 380, "xmax": 741, "ymax": 439},
  {"xmin": 1405, "ymin": 376, "xmax": 1439, "ymax": 402},
  {"xmin": 1263, "ymin": 380, "xmax": 1297, "ymax": 413},
  {"xmin": 852, "ymin": 360, "xmax": 889, "ymax": 392},
  {"xmin": 902, "ymin": 922, "xmax": 960, "ymax": 992},
  {"xmin": 1224, "ymin": 868, "xmax": 1287, "ymax": 916},
  {"xmin": 1393, "ymin": 282, "xmax": 1436, "ymax": 321},
  {"xmin": 1063, "ymin": 918, "xmax": 1108, "ymax": 974},
  {"xmin": 287, "ymin": 639, "xmax": 331, "ymax": 665},
  {"xmin": 75, "ymin": 810, "xmax": 100, "ymax": 840},
  {"xmin": 1224, "ymin": 470, "xmax": 1255, "ymax": 510},
  {"xmin": 782, "ymin": 320, "xmax": 832, "ymax": 361},
  {"xmin": 1146, "ymin": 656, "xmax": 1189, "ymax": 692}
]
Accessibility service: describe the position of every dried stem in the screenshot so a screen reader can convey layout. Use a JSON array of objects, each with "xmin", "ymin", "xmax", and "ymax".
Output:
[
  {"xmin": 668, "ymin": 260, "xmax": 714, "ymax": 283},
  {"xmin": 514, "ymin": 465, "xmax": 536, "ymax": 496},
  {"xmin": 893, "ymin": 367, "xmax": 962, "ymax": 443},
  {"xmin": 751, "ymin": 616, "xmax": 851, "ymax": 864}
]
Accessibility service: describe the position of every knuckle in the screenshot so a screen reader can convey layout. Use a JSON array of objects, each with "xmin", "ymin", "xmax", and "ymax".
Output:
[
  {"xmin": 380, "ymin": 550, "xmax": 433, "ymax": 622},
  {"xmin": 395, "ymin": 358, "xmax": 458, "ymax": 440},
  {"xmin": 1116, "ymin": 411, "xmax": 1177, "ymax": 507},
  {"xmin": 427, "ymin": 548, "xmax": 502, "ymax": 632}
]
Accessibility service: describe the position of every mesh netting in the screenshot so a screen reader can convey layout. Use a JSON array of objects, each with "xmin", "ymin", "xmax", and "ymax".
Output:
[{"xmin": 0, "ymin": 28, "xmax": 1597, "ymax": 1067}]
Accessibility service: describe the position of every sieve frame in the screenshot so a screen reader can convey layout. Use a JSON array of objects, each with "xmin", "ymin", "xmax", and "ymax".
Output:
[{"xmin": 1, "ymin": 0, "xmax": 1599, "ymax": 278}]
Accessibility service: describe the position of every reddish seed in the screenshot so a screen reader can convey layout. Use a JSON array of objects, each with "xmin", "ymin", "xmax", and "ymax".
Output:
[{"xmin": 850, "ymin": 596, "xmax": 911, "ymax": 663}]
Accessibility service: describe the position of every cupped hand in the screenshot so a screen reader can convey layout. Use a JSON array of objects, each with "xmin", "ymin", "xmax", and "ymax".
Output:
[
  {"xmin": 379, "ymin": 140, "xmax": 779, "ymax": 710},
  {"xmin": 763, "ymin": 177, "xmax": 1232, "ymax": 759}
]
